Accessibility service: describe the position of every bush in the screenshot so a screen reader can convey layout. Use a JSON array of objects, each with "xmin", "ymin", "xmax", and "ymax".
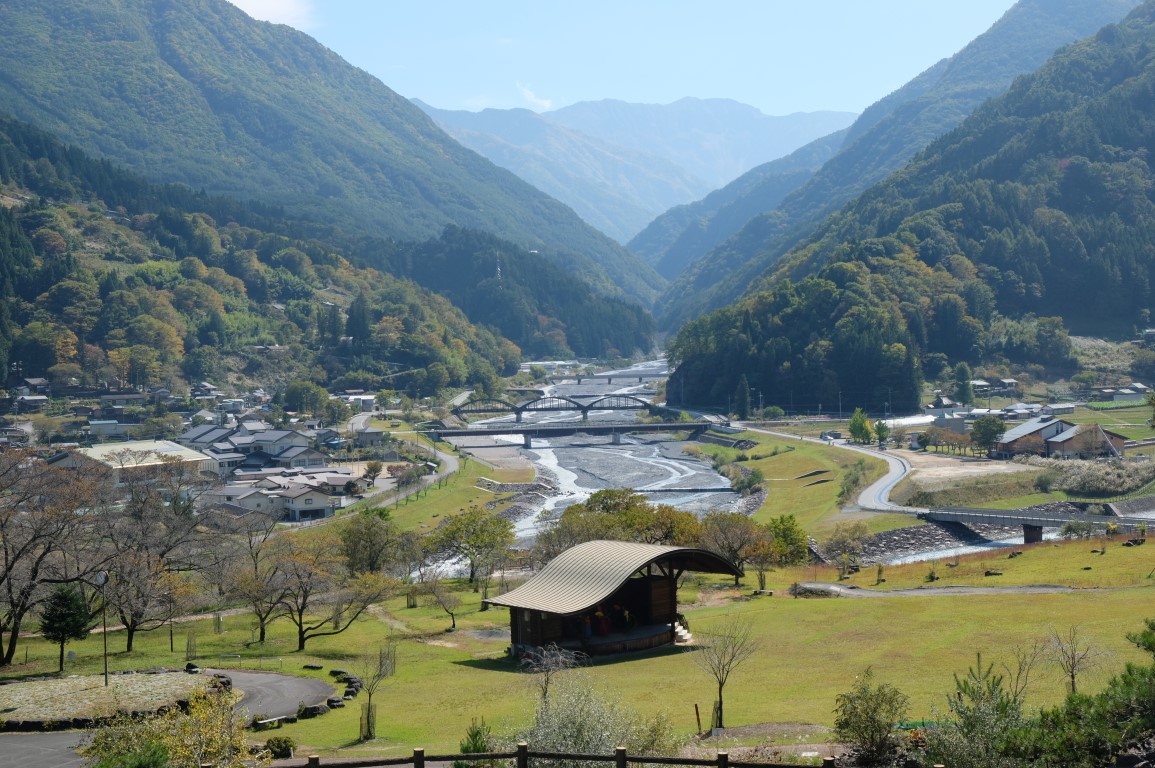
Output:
[
  {"xmin": 833, "ymin": 667, "xmax": 910, "ymax": 765},
  {"xmin": 265, "ymin": 736, "xmax": 295, "ymax": 759}
]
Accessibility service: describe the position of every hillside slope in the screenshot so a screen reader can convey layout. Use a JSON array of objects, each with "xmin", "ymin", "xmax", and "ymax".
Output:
[
  {"xmin": 655, "ymin": 0, "xmax": 1141, "ymax": 329},
  {"xmin": 668, "ymin": 1, "xmax": 1155, "ymax": 416},
  {"xmin": 0, "ymin": 0, "xmax": 664, "ymax": 304}
]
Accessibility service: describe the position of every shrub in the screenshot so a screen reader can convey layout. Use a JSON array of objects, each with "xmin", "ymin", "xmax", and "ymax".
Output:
[
  {"xmin": 833, "ymin": 667, "xmax": 910, "ymax": 765},
  {"xmin": 265, "ymin": 736, "xmax": 295, "ymax": 759}
]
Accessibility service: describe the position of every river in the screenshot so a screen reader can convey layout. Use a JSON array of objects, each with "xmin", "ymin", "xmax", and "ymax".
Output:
[{"xmin": 455, "ymin": 360, "xmax": 742, "ymax": 541}]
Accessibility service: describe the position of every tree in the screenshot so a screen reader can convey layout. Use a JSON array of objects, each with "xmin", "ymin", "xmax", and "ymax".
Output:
[
  {"xmin": 874, "ymin": 420, "xmax": 891, "ymax": 447},
  {"xmin": 521, "ymin": 643, "xmax": 588, "ymax": 703},
  {"xmin": 825, "ymin": 521, "xmax": 870, "ymax": 564},
  {"xmin": 971, "ymin": 414, "xmax": 1007, "ymax": 454},
  {"xmin": 833, "ymin": 667, "xmax": 910, "ymax": 765},
  {"xmin": 222, "ymin": 511, "xmax": 288, "ymax": 643},
  {"xmin": 363, "ymin": 460, "xmax": 384, "ymax": 487},
  {"xmin": 1050, "ymin": 625, "xmax": 1102, "ymax": 694},
  {"xmin": 848, "ymin": 408, "xmax": 874, "ymax": 444},
  {"xmin": 100, "ymin": 451, "xmax": 214, "ymax": 652},
  {"xmin": 427, "ymin": 506, "xmax": 514, "ymax": 590},
  {"xmin": 339, "ymin": 509, "xmax": 402, "ymax": 575},
  {"xmin": 954, "ymin": 362, "xmax": 975, "ymax": 405},
  {"xmin": 691, "ymin": 617, "xmax": 759, "ymax": 729},
  {"xmin": 354, "ymin": 640, "xmax": 397, "ymax": 741},
  {"xmin": 0, "ymin": 449, "xmax": 108, "ymax": 666},
  {"xmin": 39, "ymin": 584, "xmax": 91, "ymax": 672},
  {"xmin": 698, "ymin": 511, "xmax": 760, "ymax": 585},
  {"xmin": 276, "ymin": 530, "xmax": 397, "ymax": 651},
  {"xmin": 454, "ymin": 719, "xmax": 496, "ymax": 768},
  {"xmin": 924, "ymin": 654, "xmax": 1025, "ymax": 768},
  {"xmin": 427, "ymin": 573, "xmax": 462, "ymax": 630},
  {"xmin": 733, "ymin": 375, "xmax": 750, "ymax": 419}
]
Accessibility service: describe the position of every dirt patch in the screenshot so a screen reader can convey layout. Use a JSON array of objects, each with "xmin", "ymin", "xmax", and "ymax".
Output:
[
  {"xmin": 901, "ymin": 451, "xmax": 1038, "ymax": 484},
  {"xmin": 418, "ymin": 638, "xmax": 459, "ymax": 648},
  {"xmin": 0, "ymin": 672, "xmax": 207, "ymax": 722},
  {"xmin": 687, "ymin": 722, "xmax": 843, "ymax": 760}
]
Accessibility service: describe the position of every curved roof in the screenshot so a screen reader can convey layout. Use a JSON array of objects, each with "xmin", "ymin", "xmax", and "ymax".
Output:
[{"xmin": 486, "ymin": 540, "xmax": 741, "ymax": 616}]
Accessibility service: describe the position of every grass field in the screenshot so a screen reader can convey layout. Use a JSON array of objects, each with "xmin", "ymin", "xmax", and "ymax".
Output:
[{"xmin": 6, "ymin": 534, "xmax": 1150, "ymax": 755}]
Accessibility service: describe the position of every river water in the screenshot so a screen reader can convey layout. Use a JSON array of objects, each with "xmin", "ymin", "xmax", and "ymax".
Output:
[{"xmin": 464, "ymin": 360, "xmax": 741, "ymax": 541}]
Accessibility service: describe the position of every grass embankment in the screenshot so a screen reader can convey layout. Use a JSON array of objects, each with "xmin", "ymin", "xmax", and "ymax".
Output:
[
  {"xmin": 6, "ymin": 539, "xmax": 1153, "ymax": 754},
  {"xmin": 692, "ymin": 430, "xmax": 895, "ymax": 536},
  {"xmin": 890, "ymin": 470, "xmax": 1060, "ymax": 510}
]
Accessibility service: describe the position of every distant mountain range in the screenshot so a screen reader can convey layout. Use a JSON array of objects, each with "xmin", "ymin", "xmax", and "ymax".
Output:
[
  {"xmin": 0, "ymin": 0, "xmax": 664, "ymax": 305},
  {"xmin": 418, "ymin": 99, "xmax": 854, "ymax": 243},
  {"xmin": 651, "ymin": 0, "xmax": 1142, "ymax": 330}
]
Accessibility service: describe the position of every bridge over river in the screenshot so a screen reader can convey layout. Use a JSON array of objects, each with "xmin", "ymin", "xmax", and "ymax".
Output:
[
  {"xmin": 426, "ymin": 421, "xmax": 707, "ymax": 449},
  {"xmin": 924, "ymin": 506, "xmax": 1145, "ymax": 542}
]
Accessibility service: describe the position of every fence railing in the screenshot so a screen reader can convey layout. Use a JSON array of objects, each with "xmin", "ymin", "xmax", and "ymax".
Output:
[{"xmin": 281, "ymin": 742, "xmax": 848, "ymax": 768}]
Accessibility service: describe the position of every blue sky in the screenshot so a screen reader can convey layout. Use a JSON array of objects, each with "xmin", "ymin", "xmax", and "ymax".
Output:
[{"xmin": 228, "ymin": 1, "xmax": 1019, "ymax": 115}]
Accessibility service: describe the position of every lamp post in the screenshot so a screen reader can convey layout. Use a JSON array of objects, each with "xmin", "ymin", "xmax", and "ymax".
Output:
[{"xmin": 96, "ymin": 571, "xmax": 108, "ymax": 686}]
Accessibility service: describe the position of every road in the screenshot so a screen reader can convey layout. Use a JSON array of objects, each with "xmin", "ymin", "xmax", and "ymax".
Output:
[{"xmin": 742, "ymin": 425, "xmax": 923, "ymax": 513}]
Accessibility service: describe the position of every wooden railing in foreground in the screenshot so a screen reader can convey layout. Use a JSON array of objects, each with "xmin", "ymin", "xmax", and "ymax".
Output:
[{"xmin": 280, "ymin": 742, "xmax": 848, "ymax": 768}]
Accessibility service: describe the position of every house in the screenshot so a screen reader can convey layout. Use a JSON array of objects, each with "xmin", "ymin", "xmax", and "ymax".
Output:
[
  {"xmin": 88, "ymin": 419, "xmax": 133, "ymax": 438},
  {"xmin": 14, "ymin": 394, "xmax": 49, "ymax": 412},
  {"xmin": 923, "ymin": 395, "xmax": 962, "ymax": 417},
  {"xmin": 53, "ymin": 439, "xmax": 217, "ymax": 482},
  {"xmin": 484, "ymin": 540, "xmax": 741, "ymax": 656},
  {"xmin": 1041, "ymin": 403, "xmax": 1077, "ymax": 416},
  {"xmin": 354, "ymin": 426, "xmax": 386, "ymax": 448},
  {"xmin": 100, "ymin": 392, "xmax": 148, "ymax": 408},
  {"xmin": 992, "ymin": 416, "xmax": 1075, "ymax": 458},
  {"xmin": 1047, "ymin": 424, "xmax": 1126, "ymax": 460},
  {"xmin": 22, "ymin": 377, "xmax": 50, "ymax": 393},
  {"xmin": 1002, "ymin": 402, "xmax": 1042, "ymax": 420},
  {"xmin": 1114, "ymin": 388, "xmax": 1145, "ymax": 402}
]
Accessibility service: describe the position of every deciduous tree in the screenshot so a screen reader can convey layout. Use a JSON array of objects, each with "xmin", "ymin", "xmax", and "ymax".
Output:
[{"xmin": 691, "ymin": 618, "xmax": 759, "ymax": 729}]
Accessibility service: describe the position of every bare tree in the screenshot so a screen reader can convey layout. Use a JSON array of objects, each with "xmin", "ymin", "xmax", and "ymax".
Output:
[
  {"xmin": 0, "ymin": 450, "xmax": 110, "ymax": 665},
  {"xmin": 690, "ymin": 617, "xmax": 760, "ymax": 729},
  {"xmin": 221, "ymin": 511, "xmax": 288, "ymax": 643},
  {"xmin": 1049, "ymin": 625, "xmax": 1103, "ymax": 694},
  {"xmin": 354, "ymin": 638, "xmax": 397, "ymax": 741},
  {"xmin": 698, "ymin": 511, "xmax": 760, "ymax": 585},
  {"xmin": 1002, "ymin": 639, "xmax": 1047, "ymax": 705},
  {"xmin": 427, "ymin": 573, "xmax": 461, "ymax": 630},
  {"xmin": 520, "ymin": 643, "xmax": 588, "ymax": 702}
]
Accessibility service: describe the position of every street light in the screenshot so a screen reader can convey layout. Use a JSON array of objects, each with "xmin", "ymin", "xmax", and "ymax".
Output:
[{"xmin": 96, "ymin": 571, "xmax": 108, "ymax": 687}]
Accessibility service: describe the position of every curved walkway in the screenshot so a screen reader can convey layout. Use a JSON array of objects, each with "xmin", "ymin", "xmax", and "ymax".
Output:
[{"xmin": 0, "ymin": 670, "xmax": 335, "ymax": 768}]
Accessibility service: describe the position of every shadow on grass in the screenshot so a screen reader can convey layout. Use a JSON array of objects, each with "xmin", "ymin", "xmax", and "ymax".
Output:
[{"xmin": 453, "ymin": 643, "xmax": 689, "ymax": 673}]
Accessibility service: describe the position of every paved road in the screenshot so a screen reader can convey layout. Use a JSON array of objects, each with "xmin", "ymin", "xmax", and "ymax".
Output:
[
  {"xmin": 0, "ymin": 670, "xmax": 335, "ymax": 768},
  {"xmin": 793, "ymin": 581, "xmax": 1074, "ymax": 597}
]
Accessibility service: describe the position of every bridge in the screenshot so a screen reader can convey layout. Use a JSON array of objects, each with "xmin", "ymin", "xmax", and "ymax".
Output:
[
  {"xmin": 453, "ymin": 394, "xmax": 657, "ymax": 422},
  {"xmin": 924, "ymin": 506, "xmax": 1145, "ymax": 542},
  {"xmin": 426, "ymin": 421, "xmax": 708, "ymax": 449},
  {"xmin": 549, "ymin": 372, "xmax": 667, "ymax": 385}
]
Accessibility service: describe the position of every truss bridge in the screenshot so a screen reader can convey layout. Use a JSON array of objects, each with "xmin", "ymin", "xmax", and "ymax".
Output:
[{"xmin": 453, "ymin": 394, "xmax": 657, "ymax": 422}]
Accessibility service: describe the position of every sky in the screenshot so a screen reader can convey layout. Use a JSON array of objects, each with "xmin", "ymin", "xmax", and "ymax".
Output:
[{"xmin": 227, "ymin": 1, "xmax": 1020, "ymax": 116}]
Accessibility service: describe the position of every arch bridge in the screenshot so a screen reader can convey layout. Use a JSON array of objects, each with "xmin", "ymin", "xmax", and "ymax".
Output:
[{"xmin": 454, "ymin": 394, "xmax": 656, "ymax": 422}]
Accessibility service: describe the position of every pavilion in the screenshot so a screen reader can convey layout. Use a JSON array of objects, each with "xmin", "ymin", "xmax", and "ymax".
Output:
[{"xmin": 485, "ymin": 540, "xmax": 742, "ymax": 656}]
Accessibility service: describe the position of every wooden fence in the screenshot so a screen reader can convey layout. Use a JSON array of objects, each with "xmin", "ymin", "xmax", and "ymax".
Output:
[{"xmin": 278, "ymin": 742, "xmax": 826, "ymax": 768}]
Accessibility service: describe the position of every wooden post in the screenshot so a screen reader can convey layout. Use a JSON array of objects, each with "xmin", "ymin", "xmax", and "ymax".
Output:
[
  {"xmin": 517, "ymin": 742, "xmax": 529, "ymax": 768},
  {"xmin": 413, "ymin": 747, "xmax": 425, "ymax": 768},
  {"xmin": 307, "ymin": 757, "xmax": 320, "ymax": 767},
  {"xmin": 822, "ymin": 759, "xmax": 835, "ymax": 767},
  {"xmin": 717, "ymin": 751, "xmax": 729, "ymax": 768},
  {"xmin": 615, "ymin": 746, "xmax": 628, "ymax": 768}
]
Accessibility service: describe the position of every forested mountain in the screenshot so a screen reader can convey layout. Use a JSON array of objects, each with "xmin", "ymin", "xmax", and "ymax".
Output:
[
  {"xmin": 544, "ymin": 99, "xmax": 856, "ymax": 190},
  {"xmin": 415, "ymin": 102, "xmax": 711, "ymax": 244},
  {"xmin": 668, "ymin": 1, "xmax": 1155, "ymax": 416},
  {"xmin": 655, "ymin": 0, "xmax": 1141, "ymax": 330},
  {"xmin": 0, "ymin": 113, "xmax": 653, "ymax": 400},
  {"xmin": 0, "ymin": 0, "xmax": 665, "ymax": 306},
  {"xmin": 628, "ymin": 130, "xmax": 848, "ymax": 280}
]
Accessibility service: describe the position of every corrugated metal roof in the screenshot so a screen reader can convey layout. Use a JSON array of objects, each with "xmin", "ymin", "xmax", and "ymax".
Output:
[{"xmin": 486, "ymin": 540, "xmax": 741, "ymax": 615}]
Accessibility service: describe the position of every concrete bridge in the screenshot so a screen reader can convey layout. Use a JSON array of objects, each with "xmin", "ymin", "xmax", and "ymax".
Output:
[
  {"xmin": 924, "ymin": 506, "xmax": 1144, "ymax": 542},
  {"xmin": 427, "ymin": 421, "xmax": 708, "ymax": 449},
  {"xmin": 453, "ymin": 394, "xmax": 657, "ymax": 422},
  {"xmin": 549, "ymin": 372, "xmax": 667, "ymax": 385}
]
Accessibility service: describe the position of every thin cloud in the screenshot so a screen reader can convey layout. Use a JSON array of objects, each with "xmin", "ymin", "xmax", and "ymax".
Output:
[
  {"xmin": 227, "ymin": 0, "xmax": 316, "ymax": 31},
  {"xmin": 517, "ymin": 82, "xmax": 552, "ymax": 110}
]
